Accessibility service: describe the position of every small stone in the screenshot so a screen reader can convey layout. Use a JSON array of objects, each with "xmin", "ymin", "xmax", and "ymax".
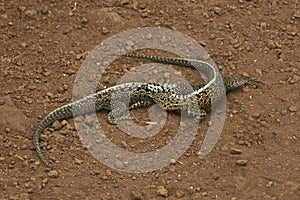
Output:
[
  {"xmin": 81, "ymin": 17, "xmax": 88, "ymax": 25},
  {"xmin": 230, "ymin": 148, "xmax": 242, "ymax": 154},
  {"xmin": 156, "ymin": 186, "xmax": 168, "ymax": 197},
  {"xmin": 175, "ymin": 190, "xmax": 185, "ymax": 198},
  {"xmin": 288, "ymin": 105, "xmax": 297, "ymax": 112},
  {"xmin": 102, "ymin": 26, "xmax": 109, "ymax": 35},
  {"xmin": 267, "ymin": 39, "xmax": 276, "ymax": 49},
  {"xmin": 20, "ymin": 42, "xmax": 27, "ymax": 48},
  {"xmin": 61, "ymin": 120, "xmax": 68, "ymax": 126},
  {"xmin": 280, "ymin": 110, "xmax": 288, "ymax": 115},
  {"xmin": 294, "ymin": 10, "xmax": 300, "ymax": 18},
  {"xmin": 255, "ymin": 68, "xmax": 263, "ymax": 75},
  {"xmin": 260, "ymin": 22, "xmax": 267, "ymax": 28},
  {"xmin": 46, "ymin": 92, "xmax": 54, "ymax": 98},
  {"xmin": 52, "ymin": 120, "xmax": 62, "ymax": 130},
  {"xmin": 242, "ymin": 87, "xmax": 251, "ymax": 93},
  {"xmin": 232, "ymin": 110, "xmax": 239, "ymax": 114},
  {"xmin": 141, "ymin": 12, "xmax": 149, "ymax": 18},
  {"xmin": 242, "ymin": 72, "xmax": 250, "ymax": 77},
  {"xmin": 41, "ymin": 6, "xmax": 49, "ymax": 15},
  {"xmin": 24, "ymin": 9, "xmax": 37, "ymax": 18},
  {"xmin": 65, "ymin": 69, "xmax": 75, "ymax": 75},
  {"xmin": 106, "ymin": 169, "xmax": 112, "ymax": 176},
  {"xmin": 236, "ymin": 159, "xmax": 248, "ymax": 166},
  {"xmin": 289, "ymin": 74, "xmax": 300, "ymax": 84},
  {"xmin": 18, "ymin": 6, "xmax": 27, "ymax": 12},
  {"xmin": 131, "ymin": 190, "xmax": 143, "ymax": 200},
  {"xmin": 120, "ymin": 0, "xmax": 129, "ymax": 5},
  {"xmin": 0, "ymin": 99, "xmax": 4, "ymax": 105},
  {"xmin": 74, "ymin": 158, "xmax": 83, "ymax": 165},
  {"xmin": 42, "ymin": 178, "xmax": 48, "ymax": 184},
  {"xmin": 20, "ymin": 144, "xmax": 27, "ymax": 150},
  {"xmin": 48, "ymin": 170, "xmax": 59, "ymax": 178},
  {"xmin": 266, "ymin": 181, "xmax": 274, "ymax": 188},
  {"xmin": 43, "ymin": 70, "xmax": 52, "ymax": 77},
  {"xmin": 213, "ymin": 7, "xmax": 222, "ymax": 14},
  {"xmin": 236, "ymin": 140, "xmax": 245, "ymax": 145},
  {"xmin": 75, "ymin": 53, "xmax": 83, "ymax": 60},
  {"xmin": 170, "ymin": 159, "xmax": 177, "ymax": 165},
  {"xmin": 201, "ymin": 192, "xmax": 208, "ymax": 196},
  {"xmin": 230, "ymin": 38, "xmax": 239, "ymax": 45}
]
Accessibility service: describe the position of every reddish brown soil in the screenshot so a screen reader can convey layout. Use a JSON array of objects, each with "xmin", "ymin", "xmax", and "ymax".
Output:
[{"xmin": 1, "ymin": 0, "xmax": 299, "ymax": 199}]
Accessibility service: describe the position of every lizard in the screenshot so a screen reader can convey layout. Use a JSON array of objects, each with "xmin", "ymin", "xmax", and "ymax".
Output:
[
  {"xmin": 34, "ymin": 53, "xmax": 257, "ymax": 168},
  {"xmin": 34, "ymin": 53, "xmax": 221, "ymax": 168}
]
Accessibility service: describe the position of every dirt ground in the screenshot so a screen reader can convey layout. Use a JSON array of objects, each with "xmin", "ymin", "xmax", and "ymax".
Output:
[{"xmin": 0, "ymin": 0, "xmax": 299, "ymax": 199}]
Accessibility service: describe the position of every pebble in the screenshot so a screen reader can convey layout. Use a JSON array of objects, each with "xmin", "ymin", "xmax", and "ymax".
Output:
[
  {"xmin": 65, "ymin": 69, "xmax": 76, "ymax": 75},
  {"xmin": 41, "ymin": 6, "xmax": 49, "ymax": 15},
  {"xmin": 24, "ymin": 9, "xmax": 37, "ymax": 18},
  {"xmin": 267, "ymin": 39, "xmax": 276, "ymax": 49},
  {"xmin": 230, "ymin": 38, "xmax": 239, "ymax": 45},
  {"xmin": 260, "ymin": 22, "xmax": 267, "ymax": 28},
  {"xmin": 46, "ymin": 92, "xmax": 54, "ymax": 99},
  {"xmin": 213, "ymin": 7, "xmax": 222, "ymax": 14},
  {"xmin": 102, "ymin": 26, "xmax": 109, "ymax": 35},
  {"xmin": 75, "ymin": 53, "xmax": 84, "ymax": 60},
  {"xmin": 242, "ymin": 87, "xmax": 251, "ymax": 93},
  {"xmin": 242, "ymin": 72, "xmax": 250, "ymax": 77},
  {"xmin": 81, "ymin": 17, "xmax": 88, "ymax": 25},
  {"xmin": 20, "ymin": 42, "xmax": 27, "ymax": 48},
  {"xmin": 280, "ymin": 110, "xmax": 288, "ymax": 115},
  {"xmin": 0, "ymin": 99, "xmax": 4, "ymax": 105},
  {"xmin": 175, "ymin": 190, "xmax": 185, "ymax": 198},
  {"xmin": 236, "ymin": 159, "xmax": 248, "ymax": 166},
  {"xmin": 255, "ymin": 68, "xmax": 263, "ymax": 75},
  {"xmin": 106, "ymin": 169, "xmax": 112, "ymax": 176},
  {"xmin": 156, "ymin": 186, "xmax": 168, "ymax": 197},
  {"xmin": 131, "ymin": 190, "xmax": 143, "ymax": 200},
  {"xmin": 230, "ymin": 148, "xmax": 242, "ymax": 154},
  {"xmin": 47, "ymin": 170, "xmax": 59, "ymax": 178},
  {"xmin": 170, "ymin": 159, "xmax": 177, "ymax": 165},
  {"xmin": 43, "ymin": 70, "xmax": 52, "ymax": 77},
  {"xmin": 74, "ymin": 158, "xmax": 83, "ymax": 165},
  {"xmin": 18, "ymin": 6, "xmax": 27, "ymax": 12},
  {"xmin": 52, "ymin": 120, "xmax": 62, "ymax": 130},
  {"xmin": 201, "ymin": 192, "xmax": 208, "ymax": 196},
  {"xmin": 20, "ymin": 144, "xmax": 27, "ymax": 150},
  {"xmin": 294, "ymin": 10, "xmax": 300, "ymax": 18},
  {"xmin": 61, "ymin": 120, "xmax": 68, "ymax": 126},
  {"xmin": 289, "ymin": 74, "xmax": 300, "ymax": 84},
  {"xmin": 288, "ymin": 105, "xmax": 297, "ymax": 112}
]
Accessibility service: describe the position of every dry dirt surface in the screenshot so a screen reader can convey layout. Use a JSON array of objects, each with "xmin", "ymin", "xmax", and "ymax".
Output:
[{"xmin": 1, "ymin": 0, "xmax": 299, "ymax": 199}]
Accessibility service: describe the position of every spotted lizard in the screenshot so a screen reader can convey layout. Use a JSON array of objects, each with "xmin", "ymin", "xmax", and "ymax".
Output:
[{"xmin": 34, "ymin": 53, "xmax": 257, "ymax": 168}]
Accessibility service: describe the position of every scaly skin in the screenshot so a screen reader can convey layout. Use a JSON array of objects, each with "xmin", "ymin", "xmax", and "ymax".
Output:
[{"xmin": 34, "ymin": 53, "xmax": 258, "ymax": 168}]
